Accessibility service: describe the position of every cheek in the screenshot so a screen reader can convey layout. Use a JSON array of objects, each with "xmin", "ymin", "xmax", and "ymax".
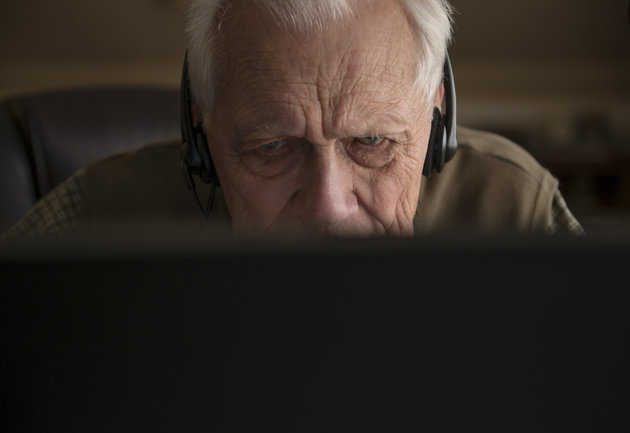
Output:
[
  {"xmin": 372, "ymin": 163, "xmax": 420, "ymax": 213},
  {"xmin": 205, "ymin": 132, "xmax": 285, "ymax": 230},
  {"xmin": 360, "ymin": 139, "xmax": 428, "ymax": 222},
  {"xmin": 220, "ymin": 164, "xmax": 298, "ymax": 231}
]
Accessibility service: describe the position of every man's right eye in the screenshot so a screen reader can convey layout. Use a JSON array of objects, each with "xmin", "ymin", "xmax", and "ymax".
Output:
[
  {"xmin": 243, "ymin": 138, "xmax": 304, "ymax": 178},
  {"xmin": 259, "ymin": 140, "xmax": 287, "ymax": 153}
]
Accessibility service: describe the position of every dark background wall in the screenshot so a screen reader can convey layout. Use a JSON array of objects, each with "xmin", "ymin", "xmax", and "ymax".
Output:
[
  {"xmin": 1, "ymin": 0, "xmax": 629, "ymax": 232},
  {"xmin": 448, "ymin": 1, "xmax": 630, "ymax": 232}
]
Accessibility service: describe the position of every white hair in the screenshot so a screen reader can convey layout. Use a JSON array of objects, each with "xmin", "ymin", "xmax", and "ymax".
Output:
[{"xmin": 186, "ymin": 0, "xmax": 453, "ymax": 117}]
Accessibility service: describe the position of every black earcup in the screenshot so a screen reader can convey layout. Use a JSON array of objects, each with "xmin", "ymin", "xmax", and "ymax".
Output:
[
  {"xmin": 423, "ymin": 107, "xmax": 445, "ymax": 177},
  {"xmin": 194, "ymin": 127, "xmax": 216, "ymax": 185},
  {"xmin": 183, "ymin": 125, "xmax": 220, "ymax": 187},
  {"xmin": 180, "ymin": 53, "xmax": 220, "ymax": 189},
  {"xmin": 423, "ymin": 53, "xmax": 458, "ymax": 178}
]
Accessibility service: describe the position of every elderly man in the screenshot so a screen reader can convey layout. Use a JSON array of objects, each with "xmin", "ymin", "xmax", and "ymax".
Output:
[{"xmin": 6, "ymin": 0, "xmax": 583, "ymax": 238}]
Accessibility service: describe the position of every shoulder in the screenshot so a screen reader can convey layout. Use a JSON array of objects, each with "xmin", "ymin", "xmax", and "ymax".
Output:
[
  {"xmin": 3, "ymin": 140, "xmax": 227, "ymax": 239},
  {"xmin": 2, "ymin": 167, "xmax": 85, "ymax": 239},
  {"xmin": 416, "ymin": 126, "xmax": 559, "ymax": 233},
  {"xmin": 84, "ymin": 139, "xmax": 182, "ymax": 176},
  {"xmin": 2, "ymin": 140, "xmax": 191, "ymax": 239},
  {"xmin": 79, "ymin": 139, "xmax": 200, "ymax": 219},
  {"xmin": 455, "ymin": 126, "xmax": 549, "ymax": 179}
]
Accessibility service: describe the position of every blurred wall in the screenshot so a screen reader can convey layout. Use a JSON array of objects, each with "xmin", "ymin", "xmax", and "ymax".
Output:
[
  {"xmin": 448, "ymin": 0, "xmax": 630, "ymax": 231},
  {"xmin": 1, "ymin": 0, "xmax": 629, "ymax": 231},
  {"xmin": 451, "ymin": 1, "xmax": 630, "ymax": 130},
  {"xmin": 0, "ymin": 0, "xmax": 188, "ymax": 97}
]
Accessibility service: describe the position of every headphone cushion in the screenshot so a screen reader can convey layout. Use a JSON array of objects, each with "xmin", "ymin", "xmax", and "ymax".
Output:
[{"xmin": 423, "ymin": 107, "xmax": 445, "ymax": 177}]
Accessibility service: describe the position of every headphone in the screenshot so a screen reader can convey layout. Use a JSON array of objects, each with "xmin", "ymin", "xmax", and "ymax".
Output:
[
  {"xmin": 423, "ymin": 53, "xmax": 458, "ymax": 177},
  {"xmin": 180, "ymin": 52, "xmax": 458, "ymax": 209}
]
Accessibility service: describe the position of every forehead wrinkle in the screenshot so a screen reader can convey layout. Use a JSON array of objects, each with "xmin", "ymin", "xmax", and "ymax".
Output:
[
  {"xmin": 217, "ymin": 1, "xmax": 420, "ymax": 143},
  {"xmin": 224, "ymin": 47, "xmax": 321, "ymax": 114},
  {"xmin": 232, "ymin": 98, "xmax": 311, "ymax": 139},
  {"xmin": 231, "ymin": 78, "xmax": 414, "ymax": 142},
  {"xmin": 330, "ymin": 104, "xmax": 410, "ymax": 138},
  {"xmin": 311, "ymin": 38, "xmax": 418, "ymax": 138},
  {"xmin": 324, "ymin": 77, "xmax": 413, "ymax": 138},
  {"xmin": 226, "ymin": 53, "xmax": 304, "ymax": 96}
]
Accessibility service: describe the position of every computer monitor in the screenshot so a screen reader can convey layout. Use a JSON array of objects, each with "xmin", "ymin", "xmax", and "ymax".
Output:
[{"xmin": 1, "ymin": 234, "xmax": 629, "ymax": 432}]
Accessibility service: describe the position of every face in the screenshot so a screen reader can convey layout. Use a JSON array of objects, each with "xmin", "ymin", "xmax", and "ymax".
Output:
[{"xmin": 205, "ymin": 0, "xmax": 437, "ymax": 237}]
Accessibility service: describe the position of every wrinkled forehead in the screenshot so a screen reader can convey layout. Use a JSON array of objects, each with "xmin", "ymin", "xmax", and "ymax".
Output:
[{"xmin": 213, "ymin": 0, "xmax": 420, "ymax": 109}]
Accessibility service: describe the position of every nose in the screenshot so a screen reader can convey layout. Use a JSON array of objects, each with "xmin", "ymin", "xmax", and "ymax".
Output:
[{"xmin": 290, "ymin": 145, "xmax": 358, "ymax": 230}]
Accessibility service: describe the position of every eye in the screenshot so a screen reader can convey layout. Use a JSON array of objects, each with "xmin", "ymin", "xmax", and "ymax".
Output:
[
  {"xmin": 259, "ymin": 140, "xmax": 287, "ymax": 152},
  {"xmin": 355, "ymin": 136, "xmax": 385, "ymax": 146},
  {"xmin": 347, "ymin": 135, "xmax": 397, "ymax": 169},
  {"xmin": 242, "ymin": 138, "xmax": 305, "ymax": 178}
]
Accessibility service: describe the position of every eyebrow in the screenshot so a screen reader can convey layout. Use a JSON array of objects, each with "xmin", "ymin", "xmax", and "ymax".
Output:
[
  {"xmin": 235, "ymin": 123, "xmax": 297, "ymax": 141},
  {"xmin": 234, "ymin": 108, "xmax": 411, "ymax": 144}
]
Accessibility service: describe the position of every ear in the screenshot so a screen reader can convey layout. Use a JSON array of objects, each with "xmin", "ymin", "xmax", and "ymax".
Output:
[{"xmin": 434, "ymin": 82, "xmax": 445, "ymax": 109}]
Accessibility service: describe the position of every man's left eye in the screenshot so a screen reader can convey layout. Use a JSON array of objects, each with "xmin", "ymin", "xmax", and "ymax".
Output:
[{"xmin": 355, "ymin": 136, "xmax": 384, "ymax": 146}]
